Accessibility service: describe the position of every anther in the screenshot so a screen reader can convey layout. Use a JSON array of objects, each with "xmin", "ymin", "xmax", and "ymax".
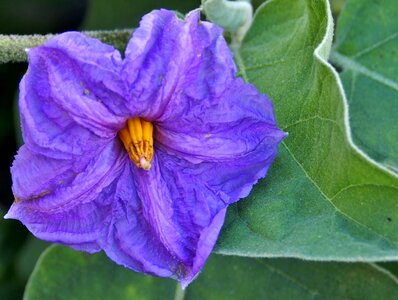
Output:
[{"xmin": 119, "ymin": 118, "xmax": 154, "ymax": 170}]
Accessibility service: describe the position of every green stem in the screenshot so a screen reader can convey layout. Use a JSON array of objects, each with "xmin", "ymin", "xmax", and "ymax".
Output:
[
  {"xmin": 0, "ymin": 29, "xmax": 133, "ymax": 64},
  {"xmin": 174, "ymin": 284, "xmax": 186, "ymax": 300}
]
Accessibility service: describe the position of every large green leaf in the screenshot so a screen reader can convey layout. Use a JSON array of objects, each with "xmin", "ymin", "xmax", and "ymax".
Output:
[
  {"xmin": 215, "ymin": 0, "xmax": 398, "ymax": 260},
  {"xmin": 24, "ymin": 245, "xmax": 398, "ymax": 300},
  {"xmin": 331, "ymin": 0, "xmax": 398, "ymax": 172},
  {"xmin": 24, "ymin": 246, "xmax": 176, "ymax": 300}
]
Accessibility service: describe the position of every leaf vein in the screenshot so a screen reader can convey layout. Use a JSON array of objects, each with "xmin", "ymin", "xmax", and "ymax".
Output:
[
  {"xmin": 330, "ymin": 183, "xmax": 398, "ymax": 201},
  {"xmin": 352, "ymin": 31, "xmax": 398, "ymax": 59},
  {"xmin": 330, "ymin": 51, "xmax": 398, "ymax": 92},
  {"xmin": 282, "ymin": 142, "xmax": 398, "ymax": 246},
  {"xmin": 254, "ymin": 259, "xmax": 323, "ymax": 299},
  {"xmin": 282, "ymin": 115, "xmax": 339, "ymax": 131}
]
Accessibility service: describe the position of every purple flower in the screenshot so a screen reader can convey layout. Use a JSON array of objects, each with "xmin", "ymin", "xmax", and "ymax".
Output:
[{"xmin": 5, "ymin": 9, "xmax": 285, "ymax": 286}]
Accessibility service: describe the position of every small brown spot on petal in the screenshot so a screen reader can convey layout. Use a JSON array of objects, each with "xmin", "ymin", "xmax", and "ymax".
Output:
[{"xmin": 14, "ymin": 190, "xmax": 51, "ymax": 203}]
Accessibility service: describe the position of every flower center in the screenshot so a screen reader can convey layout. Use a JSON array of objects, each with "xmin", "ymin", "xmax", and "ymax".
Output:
[{"xmin": 118, "ymin": 118, "xmax": 154, "ymax": 170}]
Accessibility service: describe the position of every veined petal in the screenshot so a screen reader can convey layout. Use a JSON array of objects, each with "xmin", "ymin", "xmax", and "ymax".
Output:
[
  {"xmin": 102, "ymin": 162, "xmax": 178, "ymax": 277},
  {"xmin": 5, "ymin": 140, "xmax": 127, "ymax": 252},
  {"xmin": 155, "ymin": 78, "xmax": 286, "ymax": 202},
  {"xmin": 21, "ymin": 32, "xmax": 127, "ymax": 158},
  {"xmin": 181, "ymin": 208, "xmax": 226, "ymax": 288},
  {"xmin": 112, "ymin": 150, "xmax": 229, "ymax": 285},
  {"xmin": 122, "ymin": 9, "xmax": 236, "ymax": 119}
]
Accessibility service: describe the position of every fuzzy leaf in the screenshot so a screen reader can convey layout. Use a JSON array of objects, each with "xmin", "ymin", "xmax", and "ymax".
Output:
[
  {"xmin": 331, "ymin": 0, "xmax": 398, "ymax": 172},
  {"xmin": 215, "ymin": 0, "xmax": 398, "ymax": 260},
  {"xmin": 24, "ymin": 246, "xmax": 398, "ymax": 300}
]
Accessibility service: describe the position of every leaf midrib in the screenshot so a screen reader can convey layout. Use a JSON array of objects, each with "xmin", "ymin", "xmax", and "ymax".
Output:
[
  {"xmin": 330, "ymin": 51, "xmax": 398, "ymax": 92},
  {"xmin": 281, "ymin": 141, "xmax": 398, "ymax": 247}
]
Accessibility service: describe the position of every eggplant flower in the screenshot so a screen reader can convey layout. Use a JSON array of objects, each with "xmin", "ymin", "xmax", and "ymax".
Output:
[{"xmin": 5, "ymin": 9, "xmax": 285, "ymax": 286}]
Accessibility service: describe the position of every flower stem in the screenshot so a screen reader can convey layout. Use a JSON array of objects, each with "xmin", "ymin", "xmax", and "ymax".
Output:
[
  {"xmin": 174, "ymin": 284, "xmax": 186, "ymax": 300},
  {"xmin": 0, "ymin": 29, "xmax": 132, "ymax": 64}
]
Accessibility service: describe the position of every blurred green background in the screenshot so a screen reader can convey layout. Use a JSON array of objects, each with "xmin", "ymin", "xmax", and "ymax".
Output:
[{"xmin": 0, "ymin": 0, "xmax": 345, "ymax": 299}]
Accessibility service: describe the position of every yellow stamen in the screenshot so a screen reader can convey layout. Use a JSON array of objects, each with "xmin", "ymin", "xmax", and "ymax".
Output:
[{"xmin": 119, "ymin": 118, "xmax": 154, "ymax": 170}]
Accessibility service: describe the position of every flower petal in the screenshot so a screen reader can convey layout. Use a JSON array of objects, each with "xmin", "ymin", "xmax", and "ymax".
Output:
[
  {"xmin": 155, "ymin": 88, "xmax": 281, "ymax": 162},
  {"xmin": 102, "ymin": 162, "xmax": 178, "ymax": 277},
  {"xmin": 155, "ymin": 78, "xmax": 286, "ymax": 202},
  {"xmin": 122, "ymin": 9, "xmax": 236, "ymax": 119},
  {"xmin": 113, "ymin": 150, "xmax": 228, "ymax": 285},
  {"xmin": 21, "ymin": 32, "xmax": 127, "ymax": 159},
  {"xmin": 5, "ymin": 140, "xmax": 127, "ymax": 252}
]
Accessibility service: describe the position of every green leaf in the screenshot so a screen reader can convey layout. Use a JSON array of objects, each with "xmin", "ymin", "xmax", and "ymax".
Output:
[
  {"xmin": 24, "ymin": 246, "xmax": 176, "ymax": 300},
  {"xmin": 331, "ymin": 0, "xmax": 398, "ymax": 172},
  {"xmin": 25, "ymin": 245, "xmax": 398, "ymax": 300},
  {"xmin": 215, "ymin": 0, "xmax": 398, "ymax": 260}
]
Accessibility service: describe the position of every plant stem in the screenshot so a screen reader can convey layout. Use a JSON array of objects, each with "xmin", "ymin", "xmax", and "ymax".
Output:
[
  {"xmin": 0, "ymin": 29, "xmax": 132, "ymax": 64},
  {"xmin": 174, "ymin": 284, "xmax": 186, "ymax": 300}
]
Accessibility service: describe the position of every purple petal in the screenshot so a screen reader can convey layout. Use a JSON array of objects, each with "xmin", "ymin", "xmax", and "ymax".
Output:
[
  {"xmin": 103, "ymin": 150, "xmax": 228, "ymax": 285},
  {"xmin": 5, "ymin": 140, "xmax": 127, "ymax": 252},
  {"xmin": 102, "ymin": 162, "xmax": 177, "ymax": 277},
  {"xmin": 21, "ymin": 32, "xmax": 127, "ymax": 159},
  {"xmin": 155, "ymin": 78, "xmax": 286, "ymax": 202},
  {"xmin": 133, "ymin": 150, "xmax": 228, "ymax": 283},
  {"xmin": 122, "ymin": 9, "xmax": 236, "ymax": 119},
  {"xmin": 181, "ymin": 207, "xmax": 226, "ymax": 288}
]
